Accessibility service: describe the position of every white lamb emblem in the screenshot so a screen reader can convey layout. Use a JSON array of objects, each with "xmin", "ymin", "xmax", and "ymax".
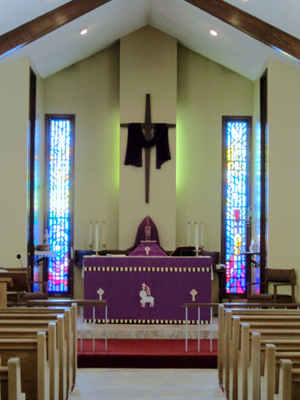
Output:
[{"xmin": 139, "ymin": 283, "xmax": 154, "ymax": 307}]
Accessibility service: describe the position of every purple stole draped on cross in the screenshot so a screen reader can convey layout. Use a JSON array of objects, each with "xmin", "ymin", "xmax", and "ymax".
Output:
[{"xmin": 124, "ymin": 123, "xmax": 171, "ymax": 169}]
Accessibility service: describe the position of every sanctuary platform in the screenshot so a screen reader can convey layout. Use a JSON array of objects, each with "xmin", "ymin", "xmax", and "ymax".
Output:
[{"xmin": 77, "ymin": 316, "xmax": 218, "ymax": 368}]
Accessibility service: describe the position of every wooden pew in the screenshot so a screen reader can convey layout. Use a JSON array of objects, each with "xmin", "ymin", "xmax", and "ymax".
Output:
[
  {"xmin": 0, "ymin": 329, "xmax": 54, "ymax": 400},
  {"xmin": 0, "ymin": 316, "xmax": 65, "ymax": 400},
  {"xmin": 251, "ymin": 340, "xmax": 299, "ymax": 400},
  {"xmin": 2, "ymin": 304, "xmax": 78, "ymax": 388},
  {"xmin": 236, "ymin": 323, "xmax": 300, "ymax": 400},
  {"xmin": 0, "ymin": 357, "xmax": 26, "ymax": 400},
  {"xmin": 0, "ymin": 323, "xmax": 60, "ymax": 400},
  {"xmin": 218, "ymin": 304, "xmax": 300, "ymax": 389},
  {"xmin": 25, "ymin": 298, "xmax": 108, "ymax": 387},
  {"xmin": 220, "ymin": 308, "xmax": 300, "ymax": 400},
  {"xmin": 218, "ymin": 305, "xmax": 300, "ymax": 395},
  {"xmin": 231, "ymin": 317, "xmax": 300, "ymax": 399},
  {"xmin": 0, "ymin": 310, "xmax": 72, "ymax": 397},
  {"xmin": 226, "ymin": 314, "xmax": 300, "ymax": 400}
]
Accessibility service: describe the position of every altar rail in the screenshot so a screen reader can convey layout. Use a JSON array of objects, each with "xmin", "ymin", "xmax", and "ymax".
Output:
[
  {"xmin": 184, "ymin": 302, "xmax": 300, "ymax": 354},
  {"xmin": 19, "ymin": 300, "xmax": 300, "ymax": 357}
]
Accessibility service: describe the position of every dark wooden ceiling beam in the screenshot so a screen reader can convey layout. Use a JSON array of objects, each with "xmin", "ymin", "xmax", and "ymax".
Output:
[
  {"xmin": 0, "ymin": 0, "xmax": 112, "ymax": 57},
  {"xmin": 185, "ymin": 0, "xmax": 300, "ymax": 62}
]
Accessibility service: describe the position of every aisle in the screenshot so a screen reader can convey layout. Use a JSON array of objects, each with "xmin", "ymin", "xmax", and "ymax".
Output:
[{"xmin": 70, "ymin": 368, "xmax": 224, "ymax": 400}]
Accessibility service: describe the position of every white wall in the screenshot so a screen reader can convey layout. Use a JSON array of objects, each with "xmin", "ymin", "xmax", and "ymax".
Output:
[
  {"xmin": 0, "ymin": 57, "xmax": 30, "ymax": 268},
  {"xmin": 44, "ymin": 45, "xmax": 120, "ymax": 298},
  {"xmin": 119, "ymin": 26, "xmax": 177, "ymax": 251},
  {"xmin": 176, "ymin": 45, "xmax": 254, "ymax": 252},
  {"xmin": 267, "ymin": 59, "xmax": 300, "ymax": 299},
  {"xmin": 42, "ymin": 31, "xmax": 255, "ymax": 299}
]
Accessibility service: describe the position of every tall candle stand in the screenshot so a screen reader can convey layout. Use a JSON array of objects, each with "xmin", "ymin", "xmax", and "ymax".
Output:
[
  {"xmin": 193, "ymin": 246, "xmax": 204, "ymax": 257},
  {"xmin": 90, "ymin": 243, "xmax": 100, "ymax": 257},
  {"xmin": 94, "ymin": 240, "xmax": 100, "ymax": 256}
]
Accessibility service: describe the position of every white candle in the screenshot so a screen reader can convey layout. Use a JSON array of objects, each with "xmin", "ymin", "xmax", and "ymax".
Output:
[
  {"xmin": 89, "ymin": 221, "xmax": 93, "ymax": 247},
  {"xmin": 194, "ymin": 222, "xmax": 199, "ymax": 250},
  {"xmin": 95, "ymin": 221, "xmax": 99, "ymax": 251},
  {"xmin": 200, "ymin": 223, "xmax": 204, "ymax": 247},
  {"xmin": 102, "ymin": 221, "xmax": 106, "ymax": 246},
  {"xmin": 187, "ymin": 222, "xmax": 191, "ymax": 245}
]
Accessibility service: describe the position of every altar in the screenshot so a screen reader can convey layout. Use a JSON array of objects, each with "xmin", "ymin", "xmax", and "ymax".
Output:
[{"xmin": 83, "ymin": 256, "xmax": 212, "ymax": 324}]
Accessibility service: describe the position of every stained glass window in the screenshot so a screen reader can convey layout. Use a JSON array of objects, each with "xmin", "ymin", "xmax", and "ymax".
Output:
[
  {"xmin": 45, "ymin": 117, "xmax": 74, "ymax": 294},
  {"xmin": 222, "ymin": 118, "xmax": 252, "ymax": 295}
]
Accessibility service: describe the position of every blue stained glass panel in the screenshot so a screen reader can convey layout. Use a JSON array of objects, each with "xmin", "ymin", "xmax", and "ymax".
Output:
[
  {"xmin": 225, "ymin": 121, "xmax": 249, "ymax": 294},
  {"xmin": 47, "ymin": 119, "xmax": 71, "ymax": 293}
]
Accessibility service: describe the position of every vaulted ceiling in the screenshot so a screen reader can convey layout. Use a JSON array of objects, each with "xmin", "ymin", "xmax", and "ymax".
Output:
[{"xmin": 0, "ymin": 0, "xmax": 299, "ymax": 80}]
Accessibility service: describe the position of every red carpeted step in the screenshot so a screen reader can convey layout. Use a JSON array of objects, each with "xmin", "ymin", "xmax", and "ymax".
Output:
[
  {"xmin": 77, "ymin": 339, "xmax": 218, "ymax": 368},
  {"xmin": 78, "ymin": 338, "xmax": 218, "ymax": 354}
]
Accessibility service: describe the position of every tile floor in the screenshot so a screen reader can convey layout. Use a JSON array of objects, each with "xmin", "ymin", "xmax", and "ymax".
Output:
[{"xmin": 70, "ymin": 368, "xmax": 224, "ymax": 400}]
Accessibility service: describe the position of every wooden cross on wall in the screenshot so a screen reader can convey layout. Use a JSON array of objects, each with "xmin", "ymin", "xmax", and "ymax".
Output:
[{"xmin": 121, "ymin": 93, "xmax": 176, "ymax": 203}]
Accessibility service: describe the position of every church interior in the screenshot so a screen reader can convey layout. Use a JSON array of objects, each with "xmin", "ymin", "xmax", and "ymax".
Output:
[{"xmin": 1, "ymin": 0, "xmax": 300, "ymax": 398}]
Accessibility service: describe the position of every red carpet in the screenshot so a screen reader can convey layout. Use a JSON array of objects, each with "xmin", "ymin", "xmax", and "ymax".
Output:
[{"xmin": 78, "ymin": 339, "xmax": 218, "ymax": 368}]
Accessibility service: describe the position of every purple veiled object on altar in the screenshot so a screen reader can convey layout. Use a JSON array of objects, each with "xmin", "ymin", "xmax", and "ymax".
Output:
[
  {"xmin": 129, "ymin": 241, "xmax": 167, "ymax": 257},
  {"xmin": 128, "ymin": 216, "xmax": 162, "ymax": 252}
]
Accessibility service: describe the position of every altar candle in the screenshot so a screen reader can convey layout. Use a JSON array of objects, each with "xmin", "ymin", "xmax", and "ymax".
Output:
[
  {"xmin": 89, "ymin": 221, "xmax": 93, "ymax": 247},
  {"xmin": 102, "ymin": 221, "xmax": 106, "ymax": 246},
  {"xmin": 194, "ymin": 222, "xmax": 199, "ymax": 250},
  {"xmin": 200, "ymin": 223, "xmax": 204, "ymax": 247},
  {"xmin": 187, "ymin": 222, "xmax": 191, "ymax": 245},
  {"xmin": 95, "ymin": 221, "xmax": 99, "ymax": 251}
]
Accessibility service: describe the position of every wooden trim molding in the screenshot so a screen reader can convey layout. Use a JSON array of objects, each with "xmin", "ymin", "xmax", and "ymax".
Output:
[
  {"xmin": 0, "ymin": 0, "xmax": 111, "ymax": 58},
  {"xmin": 1, "ymin": 0, "xmax": 300, "ymax": 62},
  {"xmin": 184, "ymin": 0, "xmax": 300, "ymax": 62},
  {"xmin": 259, "ymin": 70, "xmax": 268, "ymax": 292}
]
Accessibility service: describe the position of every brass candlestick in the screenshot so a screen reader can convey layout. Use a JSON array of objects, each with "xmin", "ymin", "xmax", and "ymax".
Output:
[{"xmin": 193, "ymin": 246, "xmax": 204, "ymax": 257}]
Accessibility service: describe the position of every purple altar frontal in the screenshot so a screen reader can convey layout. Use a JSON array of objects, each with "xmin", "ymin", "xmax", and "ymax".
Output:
[{"xmin": 83, "ymin": 256, "xmax": 212, "ymax": 324}]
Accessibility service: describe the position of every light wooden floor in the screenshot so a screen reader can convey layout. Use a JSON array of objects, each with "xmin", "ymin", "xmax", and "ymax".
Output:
[{"xmin": 70, "ymin": 368, "xmax": 224, "ymax": 400}]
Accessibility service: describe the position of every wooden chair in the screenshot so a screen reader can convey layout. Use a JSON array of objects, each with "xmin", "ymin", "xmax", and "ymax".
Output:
[
  {"xmin": 247, "ymin": 268, "xmax": 296, "ymax": 303},
  {"xmin": 0, "ymin": 268, "xmax": 48, "ymax": 303}
]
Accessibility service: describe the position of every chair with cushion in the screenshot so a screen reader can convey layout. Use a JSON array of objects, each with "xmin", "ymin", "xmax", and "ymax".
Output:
[
  {"xmin": 0, "ymin": 267, "xmax": 48, "ymax": 304},
  {"xmin": 247, "ymin": 268, "xmax": 296, "ymax": 303}
]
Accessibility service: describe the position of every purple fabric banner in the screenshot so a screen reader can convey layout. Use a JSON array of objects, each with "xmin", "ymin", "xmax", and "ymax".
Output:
[{"xmin": 84, "ymin": 256, "xmax": 212, "ymax": 324}]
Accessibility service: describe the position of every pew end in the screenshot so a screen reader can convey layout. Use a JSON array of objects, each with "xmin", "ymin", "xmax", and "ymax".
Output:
[
  {"xmin": 276, "ymin": 359, "xmax": 292, "ymax": 400},
  {"xmin": 0, "ymin": 357, "xmax": 25, "ymax": 400}
]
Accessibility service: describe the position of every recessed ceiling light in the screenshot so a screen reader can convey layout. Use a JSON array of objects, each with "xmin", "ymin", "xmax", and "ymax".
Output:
[
  {"xmin": 210, "ymin": 30, "xmax": 218, "ymax": 36},
  {"xmin": 80, "ymin": 29, "xmax": 88, "ymax": 35}
]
